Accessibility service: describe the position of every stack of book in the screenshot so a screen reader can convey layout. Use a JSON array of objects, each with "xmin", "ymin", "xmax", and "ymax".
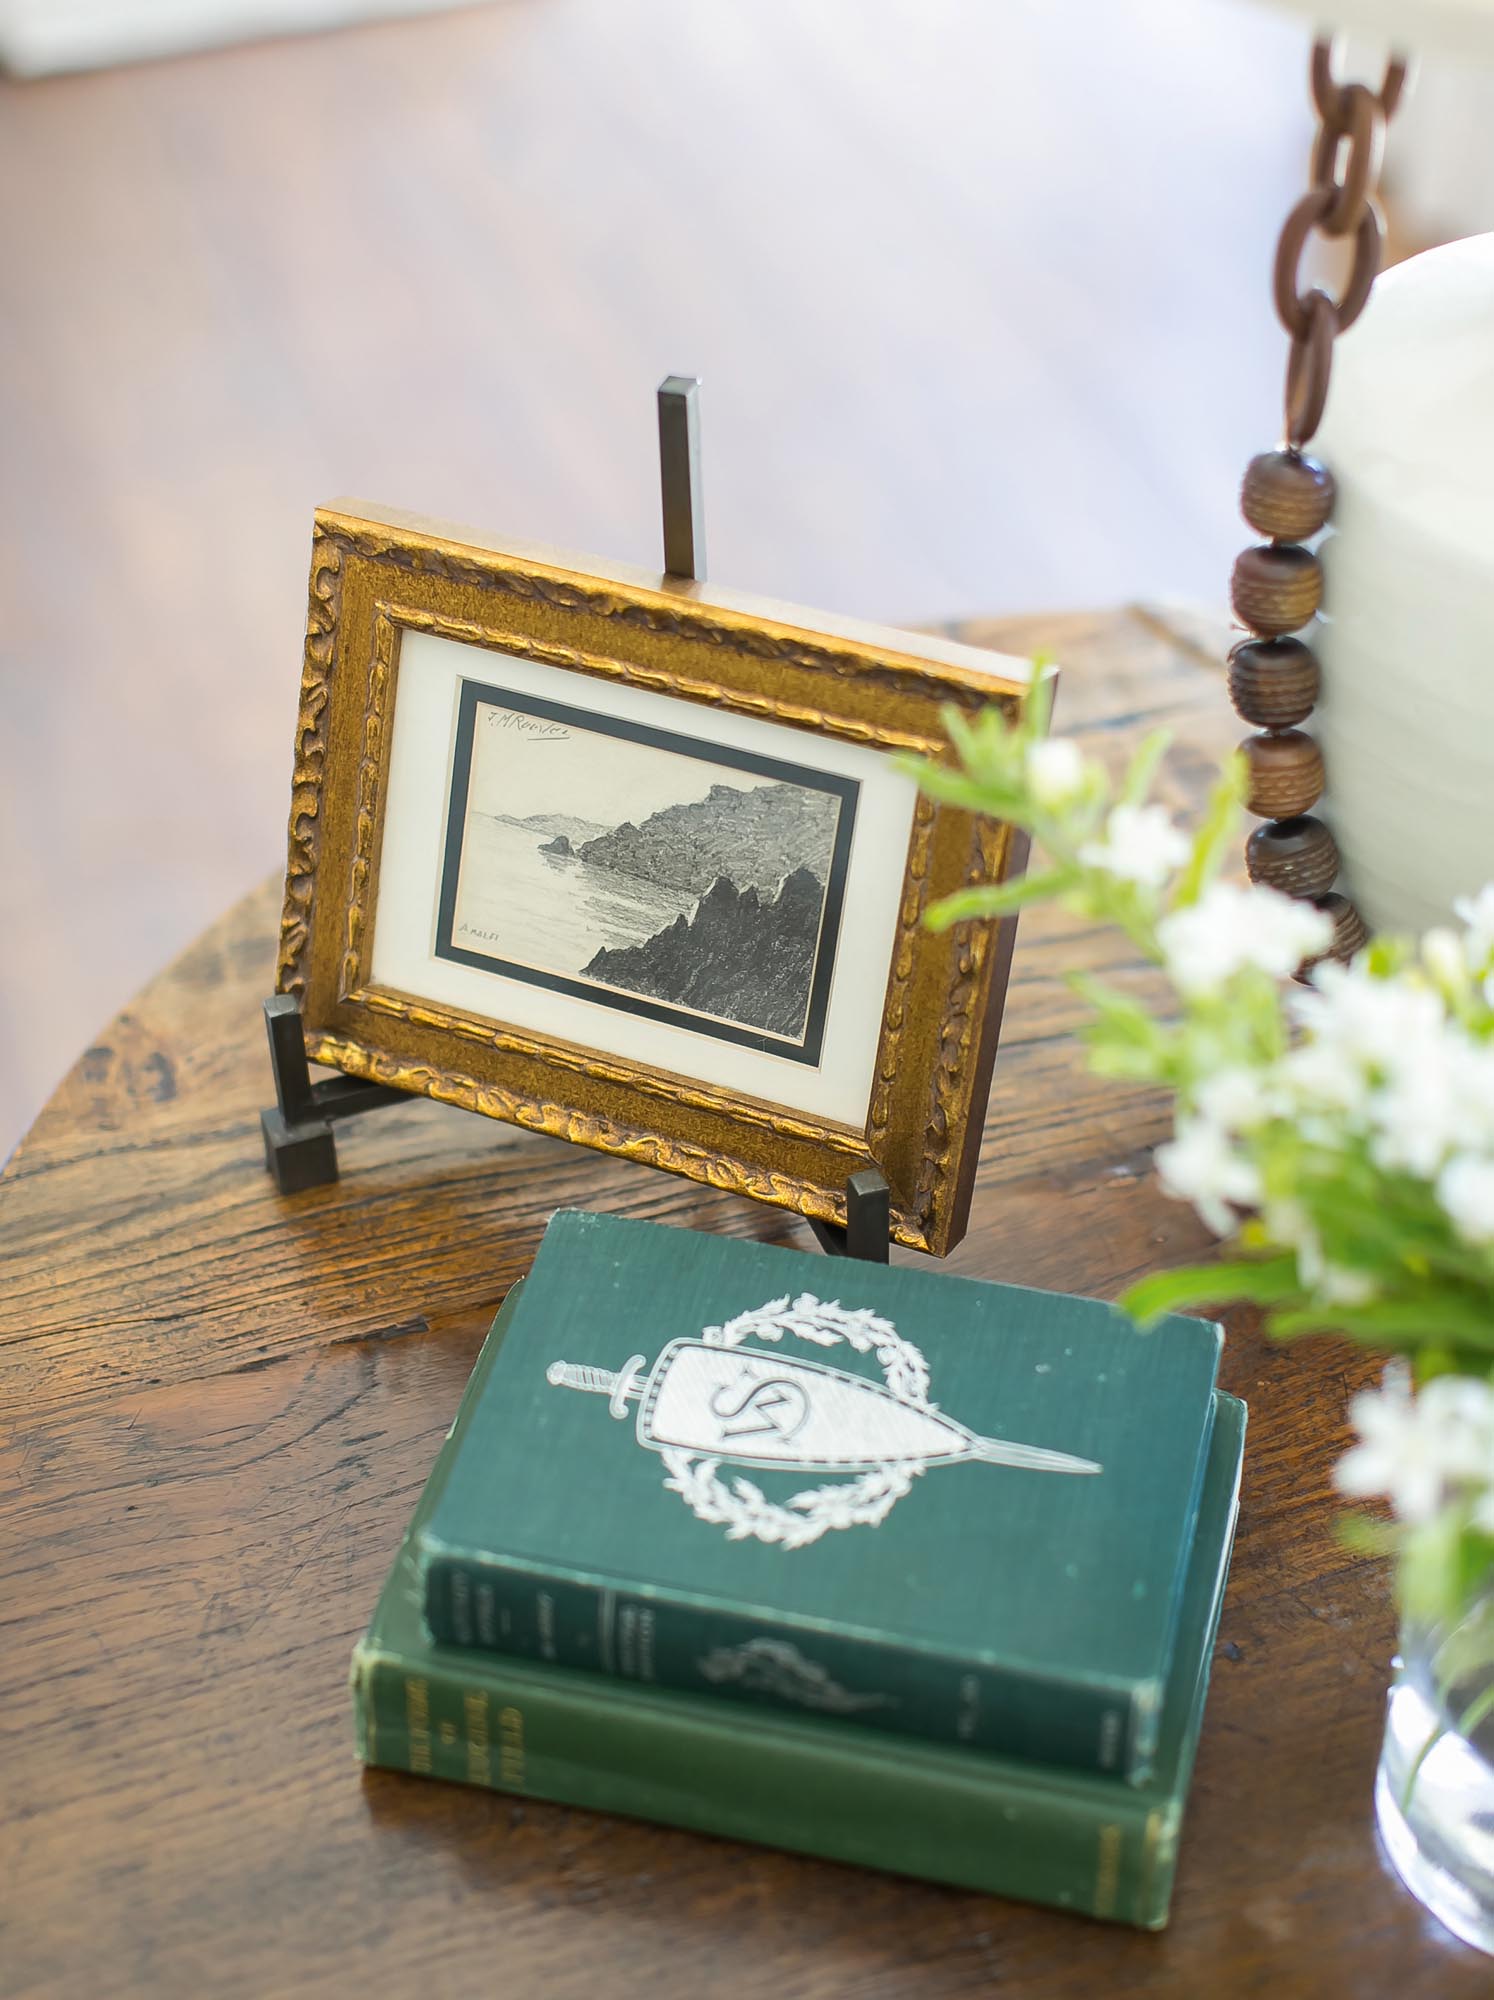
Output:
[{"xmin": 352, "ymin": 1211, "xmax": 1244, "ymax": 1928}]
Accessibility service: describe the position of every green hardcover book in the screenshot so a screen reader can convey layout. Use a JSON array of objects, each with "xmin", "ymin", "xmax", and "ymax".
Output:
[
  {"xmin": 350, "ymin": 1292, "xmax": 1245, "ymax": 1929},
  {"xmin": 412, "ymin": 1212, "xmax": 1222, "ymax": 1780}
]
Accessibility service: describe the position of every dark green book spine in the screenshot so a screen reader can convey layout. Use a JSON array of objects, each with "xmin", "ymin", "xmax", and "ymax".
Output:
[
  {"xmin": 420, "ymin": 1555, "xmax": 1143, "ymax": 1776},
  {"xmin": 350, "ymin": 1642, "xmax": 1177, "ymax": 1928}
]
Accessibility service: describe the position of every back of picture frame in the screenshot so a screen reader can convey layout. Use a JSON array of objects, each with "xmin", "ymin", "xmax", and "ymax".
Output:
[{"xmin": 276, "ymin": 501, "xmax": 1037, "ymax": 1254}]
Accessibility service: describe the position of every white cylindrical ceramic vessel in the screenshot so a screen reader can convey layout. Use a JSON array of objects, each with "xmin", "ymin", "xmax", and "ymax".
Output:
[{"xmin": 1314, "ymin": 232, "xmax": 1494, "ymax": 934}]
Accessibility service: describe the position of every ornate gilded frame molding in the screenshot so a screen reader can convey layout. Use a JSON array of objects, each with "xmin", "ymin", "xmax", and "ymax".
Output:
[{"xmin": 276, "ymin": 501, "xmax": 1034, "ymax": 1255}]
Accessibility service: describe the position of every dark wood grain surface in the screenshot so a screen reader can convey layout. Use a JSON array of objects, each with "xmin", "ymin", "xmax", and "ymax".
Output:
[{"xmin": 1, "ymin": 608, "xmax": 1481, "ymax": 1998}]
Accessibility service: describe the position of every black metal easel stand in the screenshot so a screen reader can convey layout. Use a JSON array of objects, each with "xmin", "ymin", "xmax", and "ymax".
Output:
[
  {"xmin": 806, "ymin": 1169, "xmax": 891, "ymax": 1263},
  {"xmin": 258, "ymin": 376, "xmax": 892, "ymax": 1262},
  {"xmin": 259, "ymin": 994, "xmax": 406, "ymax": 1194}
]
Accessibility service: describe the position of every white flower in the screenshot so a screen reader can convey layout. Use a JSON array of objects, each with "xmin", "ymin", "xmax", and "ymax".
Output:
[
  {"xmin": 1158, "ymin": 882, "xmax": 1333, "ymax": 996},
  {"xmin": 1193, "ymin": 1065, "xmax": 1277, "ymax": 1134},
  {"xmin": 1154, "ymin": 1114, "xmax": 1262, "ymax": 1237},
  {"xmin": 1262, "ymin": 1196, "xmax": 1312, "ymax": 1251},
  {"xmin": 1368, "ymin": 1033, "xmax": 1494, "ymax": 1178},
  {"xmin": 1437, "ymin": 1154, "xmax": 1494, "ymax": 1246},
  {"xmin": 1302, "ymin": 1241, "xmax": 1377, "ymax": 1307},
  {"xmin": 1370, "ymin": 1045, "xmax": 1465, "ymax": 1178},
  {"xmin": 1422, "ymin": 926, "xmax": 1469, "ymax": 1000},
  {"xmin": 1079, "ymin": 804, "xmax": 1189, "ymax": 889},
  {"xmin": 1025, "ymin": 737, "xmax": 1088, "ymax": 809},
  {"xmin": 1292, "ymin": 962, "xmax": 1445, "ymax": 1075},
  {"xmin": 1455, "ymin": 884, "xmax": 1494, "ymax": 970},
  {"xmin": 1335, "ymin": 1365, "xmax": 1494, "ymax": 1524},
  {"xmin": 1260, "ymin": 1204, "xmax": 1376, "ymax": 1305},
  {"xmin": 1285, "ymin": 959, "xmax": 1494, "ymax": 1178},
  {"xmin": 1278, "ymin": 1036, "xmax": 1367, "ymax": 1115}
]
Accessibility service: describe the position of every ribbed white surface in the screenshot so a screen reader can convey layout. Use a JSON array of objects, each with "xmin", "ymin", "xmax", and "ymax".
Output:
[{"xmin": 1315, "ymin": 233, "xmax": 1494, "ymax": 934}]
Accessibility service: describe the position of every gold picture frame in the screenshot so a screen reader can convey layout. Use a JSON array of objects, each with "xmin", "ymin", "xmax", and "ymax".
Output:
[{"xmin": 275, "ymin": 501, "xmax": 1034, "ymax": 1255}]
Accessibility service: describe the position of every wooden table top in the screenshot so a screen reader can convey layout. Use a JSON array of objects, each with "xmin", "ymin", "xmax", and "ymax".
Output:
[{"xmin": 1, "ymin": 608, "xmax": 1482, "ymax": 1999}]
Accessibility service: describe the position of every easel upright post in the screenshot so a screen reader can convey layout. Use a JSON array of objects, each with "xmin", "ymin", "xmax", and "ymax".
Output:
[
  {"xmin": 658, "ymin": 375, "xmax": 706, "ymax": 582},
  {"xmin": 260, "ymin": 995, "xmax": 406, "ymax": 1192}
]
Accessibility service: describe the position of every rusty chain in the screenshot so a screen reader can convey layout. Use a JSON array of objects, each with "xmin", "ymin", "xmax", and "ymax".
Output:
[
  {"xmin": 1231, "ymin": 38, "xmax": 1412, "ymax": 965},
  {"xmin": 1276, "ymin": 40, "xmax": 1408, "ymax": 447},
  {"xmin": 1309, "ymin": 41, "xmax": 1408, "ymax": 126}
]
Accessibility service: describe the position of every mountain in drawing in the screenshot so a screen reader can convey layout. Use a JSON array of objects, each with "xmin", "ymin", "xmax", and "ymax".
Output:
[
  {"xmin": 583, "ymin": 867, "xmax": 825, "ymax": 1039},
  {"xmin": 577, "ymin": 782, "xmax": 838, "ymax": 899}
]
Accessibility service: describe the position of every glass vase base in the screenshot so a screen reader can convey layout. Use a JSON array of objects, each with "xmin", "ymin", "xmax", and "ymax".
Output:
[{"xmin": 1376, "ymin": 1677, "xmax": 1494, "ymax": 1959}]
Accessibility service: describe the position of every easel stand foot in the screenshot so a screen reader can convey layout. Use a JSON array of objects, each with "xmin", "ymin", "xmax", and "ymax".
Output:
[
  {"xmin": 259, "ymin": 995, "xmax": 406, "ymax": 1193},
  {"xmin": 807, "ymin": 1168, "xmax": 891, "ymax": 1263}
]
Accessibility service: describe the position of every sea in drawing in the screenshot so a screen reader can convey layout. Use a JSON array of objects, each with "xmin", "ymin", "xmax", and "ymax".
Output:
[
  {"xmin": 451, "ymin": 773, "xmax": 842, "ymax": 1041},
  {"xmin": 454, "ymin": 814, "xmax": 699, "ymax": 974}
]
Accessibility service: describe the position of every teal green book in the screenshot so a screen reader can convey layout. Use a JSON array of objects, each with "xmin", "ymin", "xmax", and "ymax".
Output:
[
  {"xmin": 350, "ymin": 1296, "xmax": 1245, "ymax": 1929},
  {"xmin": 414, "ymin": 1212, "xmax": 1223, "ymax": 1780}
]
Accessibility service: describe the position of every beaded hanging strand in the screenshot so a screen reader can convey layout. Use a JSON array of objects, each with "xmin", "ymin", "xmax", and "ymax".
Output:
[{"xmin": 1231, "ymin": 39, "xmax": 1407, "ymax": 962}]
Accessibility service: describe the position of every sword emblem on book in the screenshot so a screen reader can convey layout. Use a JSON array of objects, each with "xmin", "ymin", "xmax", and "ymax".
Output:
[{"xmin": 546, "ymin": 1292, "xmax": 1101, "ymax": 1548}]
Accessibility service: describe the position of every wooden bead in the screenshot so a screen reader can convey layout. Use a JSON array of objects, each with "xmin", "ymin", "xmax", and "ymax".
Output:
[
  {"xmin": 1228, "ymin": 638, "xmax": 1320, "ymax": 729},
  {"xmin": 1240, "ymin": 451, "xmax": 1335, "ymax": 541},
  {"xmin": 1315, "ymin": 892, "xmax": 1369, "ymax": 964},
  {"xmin": 1230, "ymin": 544, "xmax": 1323, "ymax": 637},
  {"xmin": 1246, "ymin": 815, "xmax": 1339, "ymax": 897},
  {"xmin": 1241, "ymin": 729, "xmax": 1324, "ymax": 818}
]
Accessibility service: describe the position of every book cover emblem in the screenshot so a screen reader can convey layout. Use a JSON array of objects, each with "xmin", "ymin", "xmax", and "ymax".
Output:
[
  {"xmin": 546, "ymin": 1291, "xmax": 1101, "ymax": 1548},
  {"xmin": 697, "ymin": 1637, "xmax": 897, "ymax": 1714}
]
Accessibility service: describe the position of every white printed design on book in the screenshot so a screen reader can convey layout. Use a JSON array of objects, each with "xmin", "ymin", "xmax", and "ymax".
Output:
[
  {"xmin": 545, "ymin": 1293, "xmax": 1101, "ymax": 1549},
  {"xmin": 698, "ymin": 1637, "xmax": 897, "ymax": 1713}
]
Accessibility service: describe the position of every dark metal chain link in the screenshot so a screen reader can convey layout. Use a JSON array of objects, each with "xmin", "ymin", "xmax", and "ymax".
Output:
[
  {"xmin": 1309, "ymin": 42, "xmax": 1408, "ymax": 125},
  {"xmin": 1276, "ymin": 40, "xmax": 1408, "ymax": 447}
]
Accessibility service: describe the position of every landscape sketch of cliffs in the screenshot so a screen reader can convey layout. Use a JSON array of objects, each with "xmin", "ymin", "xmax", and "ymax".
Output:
[{"xmin": 439, "ymin": 687, "xmax": 857, "ymax": 1055}]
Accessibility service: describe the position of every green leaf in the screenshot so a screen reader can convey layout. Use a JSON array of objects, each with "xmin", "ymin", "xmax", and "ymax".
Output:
[
  {"xmin": 897, "ymin": 758, "xmax": 1004, "ymax": 813},
  {"xmin": 1455, "ymin": 1679, "xmax": 1494, "ymax": 1745},
  {"xmin": 1400, "ymin": 1720, "xmax": 1448, "ymax": 1811},
  {"xmin": 1399, "ymin": 1505, "xmax": 1474, "ymax": 1626},
  {"xmin": 1120, "ymin": 1254, "xmax": 1302, "ymax": 1326},
  {"xmin": 1072, "ymin": 979, "xmax": 1171, "ymax": 1084},
  {"xmin": 1170, "ymin": 756, "xmax": 1246, "ymax": 909},
  {"xmin": 1016, "ymin": 663, "xmax": 1057, "ymax": 745},
  {"xmin": 943, "ymin": 702, "xmax": 980, "ymax": 754},
  {"xmin": 1267, "ymin": 1299, "xmax": 1494, "ymax": 1354},
  {"xmin": 1117, "ymin": 728, "xmax": 1171, "ymax": 809},
  {"xmin": 925, "ymin": 869, "xmax": 1074, "ymax": 932},
  {"xmin": 1338, "ymin": 1513, "xmax": 1401, "ymax": 1558},
  {"xmin": 1070, "ymin": 974, "xmax": 1168, "ymax": 1049}
]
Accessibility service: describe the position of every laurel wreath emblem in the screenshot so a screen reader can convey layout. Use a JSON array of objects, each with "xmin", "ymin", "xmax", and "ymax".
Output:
[{"xmin": 658, "ymin": 1291, "xmax": 934, "ymax": 1549}]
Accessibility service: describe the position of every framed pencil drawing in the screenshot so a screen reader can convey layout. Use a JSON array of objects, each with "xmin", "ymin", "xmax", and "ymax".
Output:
[
  {"xmin": 433, "ymin": 678, "xmax": 857, "ymax": 1069},
  {"xmin": 276, "ymin": 502, "xmax": 1036, "ymax": 1255}
]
